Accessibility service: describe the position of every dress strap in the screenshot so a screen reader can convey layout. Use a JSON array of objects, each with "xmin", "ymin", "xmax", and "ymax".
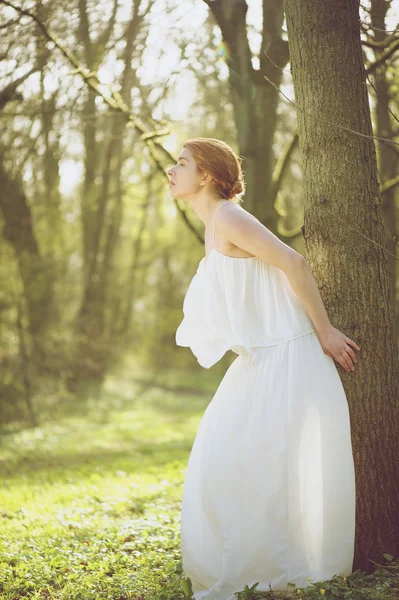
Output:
[{"xmin": 212, "ymin": 201, "xmax": 231, "ymax": 251}]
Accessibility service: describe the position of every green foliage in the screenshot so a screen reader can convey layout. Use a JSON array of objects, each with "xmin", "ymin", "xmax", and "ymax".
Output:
[{"xmin": 0, "ymin": 365, "xmax": 398, "ymax": 599}]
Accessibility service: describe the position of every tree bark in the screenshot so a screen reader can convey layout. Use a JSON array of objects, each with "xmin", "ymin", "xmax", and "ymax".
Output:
[{"xmin": 283, "ymin": 0, "xmax": 399, "ymax": 572}]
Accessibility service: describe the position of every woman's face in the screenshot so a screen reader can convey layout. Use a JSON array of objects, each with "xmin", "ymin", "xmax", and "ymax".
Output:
[{"xmin": 167, "ymin": 147, "xmax": 204, "ymax": 200}]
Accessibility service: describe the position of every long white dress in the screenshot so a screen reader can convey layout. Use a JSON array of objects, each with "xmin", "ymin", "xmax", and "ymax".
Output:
[{"xmin": 175, "ymin": 201, "xmax": 356, "ymax": 600}]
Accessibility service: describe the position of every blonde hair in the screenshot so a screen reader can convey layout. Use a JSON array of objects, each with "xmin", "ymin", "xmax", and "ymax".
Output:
[{"xmin": 183, "ymin": 137, "xmax": 246, "ymax": 202}]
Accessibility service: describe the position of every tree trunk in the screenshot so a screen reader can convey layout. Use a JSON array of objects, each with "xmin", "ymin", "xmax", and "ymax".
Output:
[
  {"xmin": 0, "ymin": 163, "xmax": 55, "ymax": 341},
  {"xmin": 203, "ymin": 0, "xmax": 290, "ymax": 232},
  {"xmin": 283, "ymin": 0, "xmax": 399, "ymax": 572},
  {"xmin": 370, "ymin": 0, "xmax": 399, "ymax": 334},
  {"xmin": 40, "ymin": 84, "xmax": 65, "ymax": 263},
  {"xmin": 67, "ymin": 1, "xmax": 146, "ymax": 391}
]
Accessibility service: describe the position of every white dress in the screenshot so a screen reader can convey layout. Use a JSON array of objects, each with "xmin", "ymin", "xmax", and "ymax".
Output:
[{"xmin": 175, "ymin": 201, "xmax": 356, "ymax": 600}]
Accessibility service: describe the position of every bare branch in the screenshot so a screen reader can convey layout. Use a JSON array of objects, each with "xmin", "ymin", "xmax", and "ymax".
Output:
[
  {"xmin": 0, "ymin": 0, "xmax": 204, "ymax": 245},
  {"xmin": 0, "ymin": 64, "xmax": 40, "ymax": 109},
  {"xmin": 202, "ymin": 0, "xmax": 254, "ymax": 79},
  {"xmin": 277, "ymin": 221, "xmax": 303, "ymax": 239},
  {"xmin": 381, "ymin": 174, "xmax": 399, "ymax": 194},
  {"xmin": 263, "ymin": 73, "xmax": 399, "ymax": 149},
  {"xmin": 366, "ymin": 73, "xmax": 399, "ymax": 130},
  {"xmin": 365, "ymin": 38, "xmax": 399, "ymax": 75},
  {"xmin": 0, "ymin": 15, "xmax": 20, "ymax": 28},
  {"xmin": 360, "ymin": 18, "xmax": 399, "ymax": 34},
  {"xmin": 271, "ymin": 131, "xmax": 299, "ymax": 211},
  {"xmin": 361, "ymin": 32, "xmax": 399, "ymax": 49}
]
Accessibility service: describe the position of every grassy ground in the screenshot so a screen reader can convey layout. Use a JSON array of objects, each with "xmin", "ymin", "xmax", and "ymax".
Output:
[{"xmin": 0, "ymin": 357, "xmax": 398, "ymax": 600}]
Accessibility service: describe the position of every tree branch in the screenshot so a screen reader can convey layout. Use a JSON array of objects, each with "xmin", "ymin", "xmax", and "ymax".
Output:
[
  {"xmin": 277, "ymin": 221, "xmax": 303, "ymax": 239},
  {"xmin": 381, "ymin": 174, "xmax": 399, "ymax": 194},
  {"xmin": 263, "ymin": 72, "xmax": 399, "ymax": 148},
  {"xmin": 271, "ymin": 131, "xmax": 299, "ymax": 212},
  {"xmin": 365, "ymin": 37, "xmax": 399, "ymax": 75},
  {"xmin": 0, "ymin": 64, "xmax": 40, "ymax": 109},
  {"xmin": 361, "ymin": 32, "xmax": 399, "ymax": 49},
  {"xmin": 0, "ymin": 0, "xmax": 204, "ymax": 245},
  {"xmin": 202, "ymin": 0, "xmax": 254, "ymax": 82}
]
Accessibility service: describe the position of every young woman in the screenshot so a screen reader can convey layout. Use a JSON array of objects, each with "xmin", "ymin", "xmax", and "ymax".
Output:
[{"xmin": 169, "ymin": 137, "xmax": 358, "ymax": 600}]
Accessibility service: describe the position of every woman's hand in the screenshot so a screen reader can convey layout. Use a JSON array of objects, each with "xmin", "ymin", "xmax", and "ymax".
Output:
[{"xmin": 317, "ymin": 325, "xmax": 360, "ymax": 372}]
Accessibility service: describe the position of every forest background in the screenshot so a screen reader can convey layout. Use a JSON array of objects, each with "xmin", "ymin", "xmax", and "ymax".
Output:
[
  {"xmin": 1, "ymin": 0, "xmax": 398, "ymax": 423},
  {"xmin": 1, "ymin": 0, "xmax": 399, "ymax": 599}
]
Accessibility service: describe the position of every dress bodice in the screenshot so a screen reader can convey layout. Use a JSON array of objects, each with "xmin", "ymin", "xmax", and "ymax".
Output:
[{"xmin": 175, "ymin": 202, "xmax": 316, "ymax": 369}]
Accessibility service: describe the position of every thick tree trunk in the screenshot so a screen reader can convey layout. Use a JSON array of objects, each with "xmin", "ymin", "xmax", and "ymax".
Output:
[{"xmin": 283, "ymin": 0, "xmax": 399, "ymax": 572}]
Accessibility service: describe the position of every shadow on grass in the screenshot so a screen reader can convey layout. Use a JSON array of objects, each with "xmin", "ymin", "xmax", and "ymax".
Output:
[
  {"xmin": 0, "ymin": 366, "xmax": 215, "ymax": 490},
  {"xmin": 0, "ymin": 437, "xmax": 193, "ymax": 484}
]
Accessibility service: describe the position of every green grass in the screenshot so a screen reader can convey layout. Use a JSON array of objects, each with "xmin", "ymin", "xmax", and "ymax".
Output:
[{"xmin": 0, "ymin": 358, "xmax": 398, "ymax": 600}]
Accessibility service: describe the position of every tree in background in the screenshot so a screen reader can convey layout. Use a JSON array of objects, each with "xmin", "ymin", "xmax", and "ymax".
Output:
[
  {"xmin": 0, "ymin": 0, "xmax": 239, "ymax": 416},
  {"xmin": 0, "ymin": 0, "xmax": 398, "ymax": 425},
  {"xmin": 202, "ymin": 0, "xmax": 291, "ymax": 232},
  {"xmin": 367, "ymin": 0, "xmax": 399, "ymax": 328},
  {"xmin": 283, "ymin": 0, "xmax": 399, "ymax": 570}
]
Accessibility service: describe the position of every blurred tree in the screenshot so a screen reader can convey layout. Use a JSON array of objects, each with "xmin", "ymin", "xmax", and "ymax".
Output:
[
  {"xmin": 284, "ymin": 0, "xmax": 399, "ymax": 570},
  {"xmin": 0, "ymin": 0, "xmax": 164, "ymax": 413},
  {"xmin": 67, "ymin": 0, "xmax": 152, "ymax": 390},
  {"xmin": 0, "ymin": 0, "xmax": 233, "ymax": 400},
  {"xmin": 202, "ymin": 0, "xmax": 294, "ymax": 236},
  {"xmin": 0, "ymin": 0, "xmax": 397, "ymax": 423},
  {"xmin": 368, "ymin": 0, "xmax": 399, "ymax": 331},
  {"xmin": 0, "ymin": 163, "xmax": 55, "ymax": 341}
]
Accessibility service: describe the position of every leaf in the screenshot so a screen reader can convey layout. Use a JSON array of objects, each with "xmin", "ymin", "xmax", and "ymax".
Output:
[
  {"xmin": 383, "ymin": 553, "xmax": 393, "ymax": 561},
  {"xmin": 181, "ymin": 579, "xmax": 190, "ymax": 597}
]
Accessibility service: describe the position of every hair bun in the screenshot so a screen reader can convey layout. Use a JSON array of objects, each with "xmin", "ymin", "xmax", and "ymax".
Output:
[{"xmin": 231, "ymin": 180, "xmax": 243, "ymax": 196}]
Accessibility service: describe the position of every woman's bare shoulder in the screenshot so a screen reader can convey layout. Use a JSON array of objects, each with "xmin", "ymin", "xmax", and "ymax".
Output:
[{"xmin": 223, "ymin": 202, "xmax": 260, "ymax": 223}]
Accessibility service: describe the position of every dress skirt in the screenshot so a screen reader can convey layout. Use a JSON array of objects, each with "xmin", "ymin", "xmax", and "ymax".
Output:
[{"xmin": 180, "ymin": 330, "xmax": 356, "ymax": 599}]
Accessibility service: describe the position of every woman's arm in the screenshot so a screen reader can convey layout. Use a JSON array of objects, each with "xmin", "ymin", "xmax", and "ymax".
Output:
[
  {"xmin": 283, "ymin": 259, "xmax": 360, "ymax": 371},
  {"xmin": 219, "ymin": 205, "xmax": 360, "ymax": 372}
]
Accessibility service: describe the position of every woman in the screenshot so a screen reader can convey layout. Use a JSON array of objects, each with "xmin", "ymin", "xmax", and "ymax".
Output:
[{"xmin": 169, "ymin": 138, "xmax": 358, "ymax": 600}]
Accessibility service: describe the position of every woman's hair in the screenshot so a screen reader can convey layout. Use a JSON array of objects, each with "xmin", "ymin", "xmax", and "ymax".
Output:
[{"xmin": 183, "ymin": 137, "xmax": 246, "ymax": 202}]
